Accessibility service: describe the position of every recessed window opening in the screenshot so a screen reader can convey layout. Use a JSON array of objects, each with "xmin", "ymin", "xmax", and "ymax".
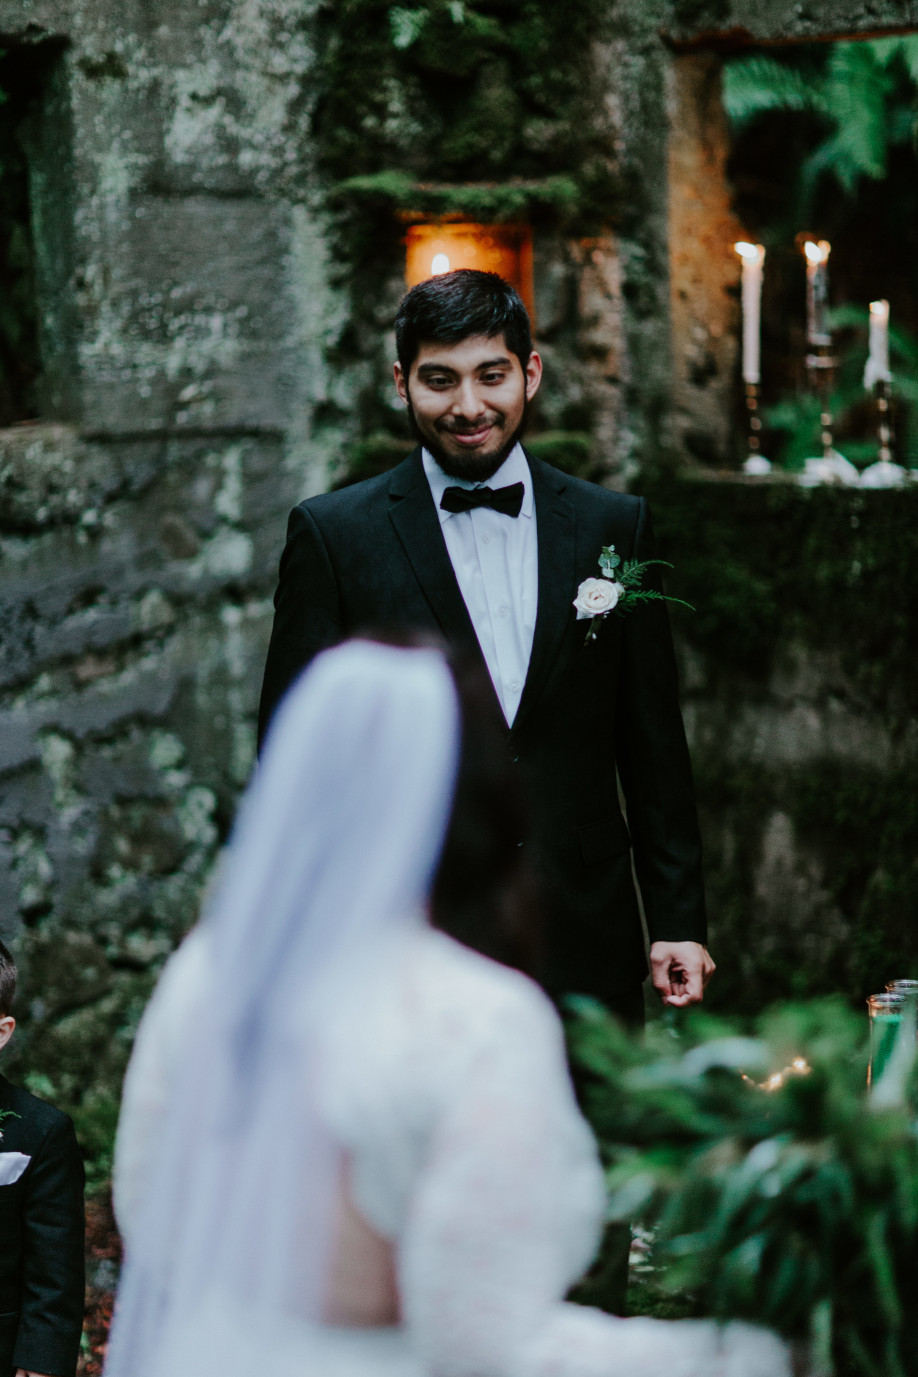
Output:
[
  {"xmin": 724, "ymin": 34, "xmax": 918, "ymax": 469},
  {"xmin": 0, "ymin": 43, "xmax": 51, "ymax": 427},
  {"xmin": 404, "ymin": 222, "xmax": 535, "ymax": 321}
]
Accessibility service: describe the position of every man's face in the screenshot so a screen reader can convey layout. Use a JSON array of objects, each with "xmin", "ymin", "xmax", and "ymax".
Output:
[{"xmin": 394, "ymin": 333, "xmax": 542, "ymax": 482}]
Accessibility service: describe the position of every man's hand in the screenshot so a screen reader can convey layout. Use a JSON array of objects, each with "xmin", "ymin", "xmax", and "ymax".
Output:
[{"xmin": 649, "ymin": 940, "xmax": 715, "ymax": 1007}]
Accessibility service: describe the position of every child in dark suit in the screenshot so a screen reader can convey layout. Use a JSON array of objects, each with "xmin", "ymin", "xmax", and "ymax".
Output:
[{"xmin": 0, "ymin": 940, "xmax": 85, "ymax": 1377}]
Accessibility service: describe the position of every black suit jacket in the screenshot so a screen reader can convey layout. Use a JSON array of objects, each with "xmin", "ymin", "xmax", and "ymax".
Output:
[
  {"xmin": 0, "ymin": 1075, "xmax": 85, "ymax": 1377},
  {"xmin": 259, "ymin": 449, "xmax": 706, "ymax": 1004}
]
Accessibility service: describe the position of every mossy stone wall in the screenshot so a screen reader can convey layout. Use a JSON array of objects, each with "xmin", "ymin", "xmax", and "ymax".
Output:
[{"xmin": 644, "ymin": 476, "xmax": 918, "ymax": 1012}]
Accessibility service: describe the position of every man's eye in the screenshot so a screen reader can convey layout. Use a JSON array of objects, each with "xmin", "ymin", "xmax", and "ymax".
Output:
[
  {"xmin": 426, "ymin": 376, "xmax": 452, "ymax": 388},
  {"xmin": 481, "ymin": 372, "xmax": 506, "ymax": 384}
]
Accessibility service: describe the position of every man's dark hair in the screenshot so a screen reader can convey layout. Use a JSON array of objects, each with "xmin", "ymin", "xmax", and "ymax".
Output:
[
  {"xmin": 395, "ymin": 269, "xmax": 533, "ymax": 375},
  {"xmin": 0, "ymin": 939, "xmax": 17, "ymax": 1017}
]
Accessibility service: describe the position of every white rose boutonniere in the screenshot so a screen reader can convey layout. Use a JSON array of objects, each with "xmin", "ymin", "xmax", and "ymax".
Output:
[
  {"xmin": 574, "ymin": 545, "xmax": 693, "ymax": 644},
  {"xmin": 573, "ymin": 577, "xmax": 625, "ymax": 619}
]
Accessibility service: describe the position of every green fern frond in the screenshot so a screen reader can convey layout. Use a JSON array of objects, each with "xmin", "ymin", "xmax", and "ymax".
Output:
[
  {"xmin": 869, "ymin": 34, "xmax": 918, "ymax": 84},
  {"xmin": 722, "ymin": 55, "xmax": 829, "ymax": 128},
  {"xmin": 824, "ymin": 43, "xmax": 891, "ymax": 181}
]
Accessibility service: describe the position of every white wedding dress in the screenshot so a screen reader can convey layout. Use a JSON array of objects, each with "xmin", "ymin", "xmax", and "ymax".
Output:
[{"xmin": 115, "ymin": 919, "xmax": 791, "ymax": 1377}]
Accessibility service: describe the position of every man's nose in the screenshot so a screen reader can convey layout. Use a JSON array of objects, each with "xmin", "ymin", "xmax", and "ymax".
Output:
[{"xmin": 451, "ymin": 377, "xmax": 485, "ymax": 418}]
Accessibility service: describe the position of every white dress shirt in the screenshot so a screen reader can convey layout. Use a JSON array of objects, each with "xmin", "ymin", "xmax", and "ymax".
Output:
[{"xmin": 422, "ymin": 443, "xmax": 538, "ymax": 725}]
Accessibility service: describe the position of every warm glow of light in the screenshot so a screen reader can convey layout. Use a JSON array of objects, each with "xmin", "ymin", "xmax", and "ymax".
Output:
[
  {"xmin": 804, "ymin": 239, "xmax": 831, "ymax": 265},
  {"xmin": 743, "ymin": 1056, "xmax": 812, "ymax": 1091},
  {"xmin": 735, "ymin": 241, "xmax": 762, "ymax": 261},
  {"xmin": 404, "ymin": 222, "xmax": 535, "ymax": 319},
  {"xmin": 870, "ymin": 299, "xmax": 890, "ymax": 321}
]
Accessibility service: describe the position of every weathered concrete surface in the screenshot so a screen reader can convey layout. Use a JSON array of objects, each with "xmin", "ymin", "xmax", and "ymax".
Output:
[{"xmin": 0, "ymin": 0, "xmax": 340, "ymax": 1158}]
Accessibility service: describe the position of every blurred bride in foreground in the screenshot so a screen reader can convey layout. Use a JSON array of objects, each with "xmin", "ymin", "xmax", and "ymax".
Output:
[{"xmin": 104, "ymin": 640, "xmax": 790, "ymax": 1377}]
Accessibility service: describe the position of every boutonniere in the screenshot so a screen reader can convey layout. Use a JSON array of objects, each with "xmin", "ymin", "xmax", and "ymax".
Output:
[
  {"xmin": 573, "ymin": 545, "xmax": 694, "ymax": 644},
  {"xmin": 0, "ymin": 1108, "xmax": 18, "ymax": 1142}
]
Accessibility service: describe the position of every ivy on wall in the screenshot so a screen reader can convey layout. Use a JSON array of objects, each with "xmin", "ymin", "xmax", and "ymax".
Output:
[{"xmin": 311, "ymin": 0, "xmax": 619, "ymax": 269}]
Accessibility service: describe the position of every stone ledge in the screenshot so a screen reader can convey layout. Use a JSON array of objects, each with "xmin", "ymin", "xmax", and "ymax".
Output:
[{"xmin": 0, "ymin": 423, "xmax": 286, "ymax": 532}]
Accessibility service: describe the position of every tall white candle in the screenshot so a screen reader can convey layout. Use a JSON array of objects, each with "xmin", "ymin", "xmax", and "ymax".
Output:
[
  {"xmin": 803, "ymin": 239, "xmax": 831, "ymax": 347},
  {"xmin": 864, "ymin": 299, "xmax": 891, "ymax": 389},
  {"xmin": 735, "ymin": 242, "xmax": 765, "ymax": 385}
]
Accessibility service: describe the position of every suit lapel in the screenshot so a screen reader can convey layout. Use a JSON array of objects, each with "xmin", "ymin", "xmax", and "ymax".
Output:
[
  {"xmin": 512, "ymin": 455, "xmax": 577, "ymax": 736},
  {"xmin": 387, "ymin": 450, "xmax": 482, "ymax": 659}
]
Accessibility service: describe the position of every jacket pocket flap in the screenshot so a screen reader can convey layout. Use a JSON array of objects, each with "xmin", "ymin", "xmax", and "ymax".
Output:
[{"xmin": 578, "ymin": 813, "xmax": 631, "ymax": 864}]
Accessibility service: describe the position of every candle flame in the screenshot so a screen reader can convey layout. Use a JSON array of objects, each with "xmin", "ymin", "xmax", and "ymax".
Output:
[
  {"xmin": 431, "ymin": 253, "xmax": 451, "ymax": 275},
  {"xmin": 870, "ymin": 299, "xmax": 889, "ymax": 321},
  {"xmin": 735, "ymin": 241, "xmax": 764, "ymax": 263},
  {"xmin": 803, "ymin": 239, "xmax": 830, "ymax": 265}
]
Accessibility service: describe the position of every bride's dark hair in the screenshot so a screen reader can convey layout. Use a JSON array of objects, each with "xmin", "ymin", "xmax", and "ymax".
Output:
[
  {"xmin": 429, "ymin": 651, "xmax": 544, "ymax": 980},
  {"xmin": 352, "ymin": 630, "xmax": 543, "ymax": 977}
]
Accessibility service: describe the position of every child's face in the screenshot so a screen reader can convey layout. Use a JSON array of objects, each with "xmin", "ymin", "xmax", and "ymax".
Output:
[{"xmin": 0, "ymin": 1015, "xmax": 14, "ymax": 1051}]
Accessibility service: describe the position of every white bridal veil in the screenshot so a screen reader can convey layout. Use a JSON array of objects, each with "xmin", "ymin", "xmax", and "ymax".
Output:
[{"xmin": 104, "ymin": 640, "xmax": 460, "ymax": 1377}]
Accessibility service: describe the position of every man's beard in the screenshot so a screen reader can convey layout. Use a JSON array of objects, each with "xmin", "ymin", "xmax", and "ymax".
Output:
[{"xmin": 405, "ymin": 394, "xmax": 530, "ymax": 483}]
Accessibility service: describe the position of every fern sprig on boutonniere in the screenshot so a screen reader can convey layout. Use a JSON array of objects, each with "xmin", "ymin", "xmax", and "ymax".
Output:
[
  {"xmin": 0, "ymin": 1107, "xmax": 19, "ymax": 1142},
  {"xmin": 573, "ymin": 546, "xmax": 694, "ymax": 644}
]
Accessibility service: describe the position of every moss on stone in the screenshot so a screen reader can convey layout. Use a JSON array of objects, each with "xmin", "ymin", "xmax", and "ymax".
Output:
[
  {"xmin": 641, "ymin": 476, "xmax": 918, "ymax": 720},
  {"xmin": 638, "ymin": 475, "xmax": 918, "ymax": 1010},
  {"xmin": 313, "ymin": 0, "xmax": 619, "ymax": 270}
]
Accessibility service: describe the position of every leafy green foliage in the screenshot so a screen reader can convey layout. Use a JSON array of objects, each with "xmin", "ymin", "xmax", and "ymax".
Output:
[
  {"xmin": 313, "ymin": 0, "xmax": 617, "ymax": 266},
  {"xmin": 570, "ymin": 998, "xmax": 918, "ymax": 1375},
  {"xmin": 724, "ymin": 39, "xmax": 918, "ymax": 208}
]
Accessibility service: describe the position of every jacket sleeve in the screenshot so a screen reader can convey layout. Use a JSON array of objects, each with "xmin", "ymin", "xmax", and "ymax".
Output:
[
  {"xmin": 613, "ymin": 498, "xmax": 707, "ymax": 945},
  {"xmin": 257, "ymin": 504, "xmax": 343, "ymax": 751},
  {"xmin": 12, "ymin": 1115, "xmax": 85, "ymax": 1377}
]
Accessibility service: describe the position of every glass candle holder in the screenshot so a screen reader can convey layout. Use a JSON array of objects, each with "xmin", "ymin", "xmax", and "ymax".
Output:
[
  {"xmin": 886, "ymin": 979, "xmax": 918, "ymax": 1000},
  {"xmin": 868, "ymin": 992, "xmax": 906, "ymax": 1086}
]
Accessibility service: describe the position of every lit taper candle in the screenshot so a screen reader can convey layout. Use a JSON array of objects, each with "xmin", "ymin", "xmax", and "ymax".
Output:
[
  {"xmin": 804, "ymin": 239, "xmax": 832, "ymax": 347},
  {"xmin": 864, "ymin": 299, "xmax": 891, "ymax": 390},
  {"xmin": 734, "ymin": 241, "xmax": 765, "ymax": 384}
]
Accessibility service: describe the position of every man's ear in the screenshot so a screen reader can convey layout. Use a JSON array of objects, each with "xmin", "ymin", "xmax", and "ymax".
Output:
[
  {"xmin": 393, "ymin": 361, "xmax": 409, "ymax": 405},
  {"xmin": 524, "ymin": 350, "xmax": 542, "ymax": 402},
  {"xmin": 0, "ymin": 1016, "xmax": 15, "ymax": 1051}
]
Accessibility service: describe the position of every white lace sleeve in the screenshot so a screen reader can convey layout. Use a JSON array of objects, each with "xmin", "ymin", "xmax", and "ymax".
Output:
[{"xmin": 399, "ymin": 982, "xmax": 791, "ymax": 1377}]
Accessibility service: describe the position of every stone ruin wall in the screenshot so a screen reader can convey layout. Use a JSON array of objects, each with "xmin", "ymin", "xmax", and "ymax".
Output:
[{"xmin": 0, "ymin": 0, "xmax": 915, "ymax": 1140}]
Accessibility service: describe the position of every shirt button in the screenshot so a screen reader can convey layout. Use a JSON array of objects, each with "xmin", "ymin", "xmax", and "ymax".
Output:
[
  {"xmin": 498, "ymin": 604, "xmax": 509, "ymax": 617},
  {"xmin": 481, "ymin": 534, "xmax": 492, "ymax": 545},
  {"xmin": 510, "ymin": 680, "xmax": 521, "ymax": 693}
]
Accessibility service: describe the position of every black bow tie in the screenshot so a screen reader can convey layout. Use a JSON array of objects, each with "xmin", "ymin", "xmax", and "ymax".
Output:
[{"xmin": 440, "ymin": 481, "xmax": 525, "ymax": 518}]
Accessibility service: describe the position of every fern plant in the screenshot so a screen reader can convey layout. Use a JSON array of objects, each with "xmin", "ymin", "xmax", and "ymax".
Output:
[
  {"xmin": 569, "ymin": 997, "xmax": 918, "ymax": 1377},
  {"xmin": 724, "ymin": 39, "xmax": 918, "ymax": 213}
]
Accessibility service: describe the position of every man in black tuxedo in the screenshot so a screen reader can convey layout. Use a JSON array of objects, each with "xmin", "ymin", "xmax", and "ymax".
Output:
[
  {"xmin": 0, "ymin": 942, "xmax": 85, "ymax": 1377},
  {"xmin": 259, "ymin": 269, "xmax": 713, "ymax": 1021}
]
